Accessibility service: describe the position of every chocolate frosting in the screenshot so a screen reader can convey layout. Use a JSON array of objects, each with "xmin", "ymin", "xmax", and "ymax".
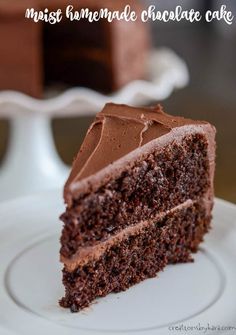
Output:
[{"xmin": 65, "ymin": 103, "xmax": 210, "ymax": 201}]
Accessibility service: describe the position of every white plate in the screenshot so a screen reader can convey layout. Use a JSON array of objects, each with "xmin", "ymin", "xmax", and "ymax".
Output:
[{"xmin": 0, "ymin": 191, "xmax": 235, "ymax": 335}]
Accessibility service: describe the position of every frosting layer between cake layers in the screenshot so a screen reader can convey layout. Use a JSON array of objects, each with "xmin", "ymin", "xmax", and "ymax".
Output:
[
  {"xmin": 61, "ymin": 199, "xmax": 203, "ymax": 271},
  {"xmin": 60, "ymin": 196, "xmax": 212, "ymax": 311}
]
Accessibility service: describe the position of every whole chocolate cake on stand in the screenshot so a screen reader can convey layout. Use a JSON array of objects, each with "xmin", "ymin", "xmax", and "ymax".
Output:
[
  {"xmin": 0, "ymin": 0, "xmax": 150, "ymax": 97},
  {"xmin": 60, "ymin": 103, "xmax": 216, "ymax": 312}
]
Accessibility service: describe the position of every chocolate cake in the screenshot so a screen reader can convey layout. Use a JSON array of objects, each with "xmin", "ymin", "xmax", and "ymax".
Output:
[
  {"xmin": 0, "ymin": 0, "xmax": 150, "ymax": 97},
  {"xmin": 60, "ymin": 103, "xmax": 216, "ymax": 312}
]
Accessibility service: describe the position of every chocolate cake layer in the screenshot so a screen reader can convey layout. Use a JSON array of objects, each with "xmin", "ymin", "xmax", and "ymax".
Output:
[
  {"xmin": 60, "ymin": 103, "xmax": 216, "ymax": 312},
  {"xmin": 60, "ymin": 199, "xmax": 211, "ymax": 312},
  {"xmin": 64, "ymin": 104, "xmax": 215, "ymax": 199}
]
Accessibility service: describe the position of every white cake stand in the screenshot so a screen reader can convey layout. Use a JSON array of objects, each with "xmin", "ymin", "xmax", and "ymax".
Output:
[{"xmin": 0, "ymin": 48, "xmax": 189, "ymax": 202}]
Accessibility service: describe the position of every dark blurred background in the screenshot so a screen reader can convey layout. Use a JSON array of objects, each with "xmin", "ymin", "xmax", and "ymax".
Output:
[{"xmin": 0, "ymin": 0, "xmax": 235, "ymax": 202}]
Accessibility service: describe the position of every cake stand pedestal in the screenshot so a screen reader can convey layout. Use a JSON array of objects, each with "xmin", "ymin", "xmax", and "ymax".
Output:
[{"xmin": 0, "ymin": 112, "xmax": 68, "ymax": 201}]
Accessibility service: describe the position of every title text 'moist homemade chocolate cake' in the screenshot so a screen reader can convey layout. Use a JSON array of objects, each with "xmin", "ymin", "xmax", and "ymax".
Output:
[{"xmin": 60, "ymin": 103, "xmax": 216, "ymax": 312}]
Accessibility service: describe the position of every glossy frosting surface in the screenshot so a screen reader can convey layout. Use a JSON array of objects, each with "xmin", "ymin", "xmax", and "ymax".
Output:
[{"xmin": 67, "ymin": 103, "xmax": 203, "ymax": 186}]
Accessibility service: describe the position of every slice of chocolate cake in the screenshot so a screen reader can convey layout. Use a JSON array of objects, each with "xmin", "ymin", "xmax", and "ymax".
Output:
[{"xmin": 60, "ymin": 103, "xmax": 216, "ymax": 312}]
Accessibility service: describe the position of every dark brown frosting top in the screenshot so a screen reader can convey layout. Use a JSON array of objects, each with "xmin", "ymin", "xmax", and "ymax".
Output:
[{"xmin": 66, "ymin": 103, "xmax": 205, "ymax": 189}]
